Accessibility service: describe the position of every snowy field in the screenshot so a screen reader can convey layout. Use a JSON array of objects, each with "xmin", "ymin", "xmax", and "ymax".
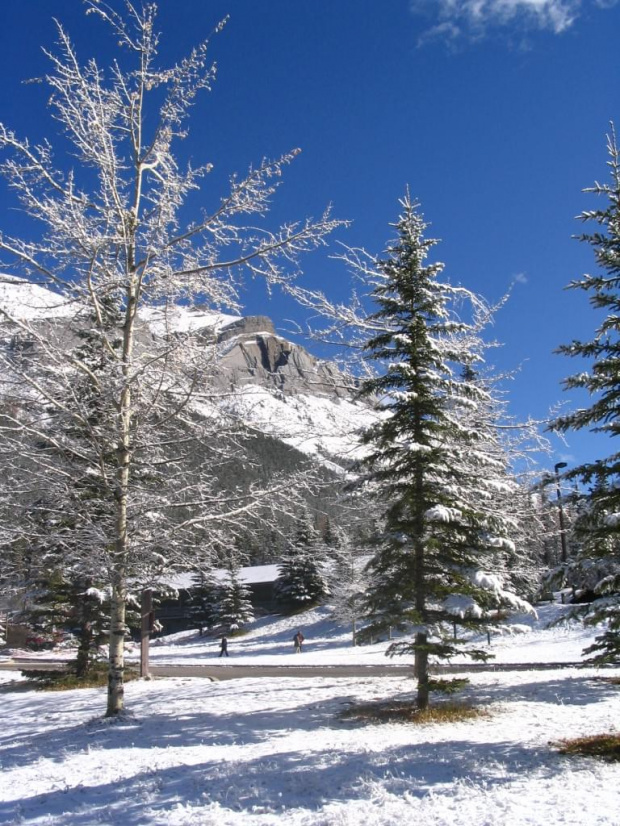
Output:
[
  {"xmin": 1, "ymin": 605, "xmax": 619, "ymax": 825},
  {"xmin": 138, "ymin": 602, "xmax": 598, "ymax": 667}
]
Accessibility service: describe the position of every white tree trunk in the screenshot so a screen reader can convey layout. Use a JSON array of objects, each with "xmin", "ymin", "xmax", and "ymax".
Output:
[
  {"xmin": 107, "ymin": 282, "xmax": 136, "ymax": 716},
  {"xmin": 107, "ymin": 570, "xmax": 127, "ymax": 716}
]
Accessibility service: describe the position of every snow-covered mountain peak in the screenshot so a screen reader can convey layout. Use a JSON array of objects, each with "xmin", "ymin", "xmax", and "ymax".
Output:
[
  {"xmin": 0, "ymin": 275, "xmax": 74, "ymax": 321},
  {"xmin": 140, "ymin": 304, "xmax": 242, "ymax": 337},
  {"xmin": 0, "ymin": 275, "xmax": 376, "ymax": 467}
]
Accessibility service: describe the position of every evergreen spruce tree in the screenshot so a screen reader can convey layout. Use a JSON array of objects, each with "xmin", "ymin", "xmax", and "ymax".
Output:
[
  {"xmin": 189, "ymin": 571, "xmax": 223, "ymax": 635},
  {"xmin": 17, "ymin": 567, "xmax": 131, "ymax": 679},
  {"xmin": 9, "ymin": 492, "xmax": 114, "ymax": 677},
  {"xmin": 356, "ymin": 194, "xmax": 530, "ymax": 708},
  {"xmin": 217, "ymin": 564, "xmax": 255, "ymax": 632},
  {"xmin": 17, "ymin": 568, "xmax": 71, "ymax": 652},
  {"xmin": 274, "ymin": 514, "xmax": 329, "ymax": 609},
  {"xmin": 328, "ymin": 529, "xmax": 367, "ymax": 646},
  {"xmin": 553, "ymin": 127, "xmax": 620, "ymax": 664},
  {"xmin": 70, "ymin": 580, "xmax": 114, "ymax": 679}
]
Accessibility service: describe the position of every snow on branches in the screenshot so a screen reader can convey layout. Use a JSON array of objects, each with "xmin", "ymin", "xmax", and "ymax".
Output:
[{"xmin": 0, "ymin": 1, "xmax": 342, "ymax": 715}]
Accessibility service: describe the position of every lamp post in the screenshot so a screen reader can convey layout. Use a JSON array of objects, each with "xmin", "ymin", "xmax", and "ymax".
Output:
[{"xmin": 554, "ymin": 462, "xmax": 568, "ymax": 564}]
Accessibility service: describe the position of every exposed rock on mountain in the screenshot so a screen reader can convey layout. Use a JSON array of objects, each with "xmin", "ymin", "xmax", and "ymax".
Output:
[
  {"xmin": 215, "ymin": 315, "xmax": 351, "ymax": 400},
  {"xmin": 0, "ymin": 277, "xmax": 379, "ymax": 565},
  {"xmin": 0, "ymin": 277, "xmax": 375, "ymax": 469},
  {"xmin": 217, "ymin": 315, "xmax": 276, "ymax": 341}
]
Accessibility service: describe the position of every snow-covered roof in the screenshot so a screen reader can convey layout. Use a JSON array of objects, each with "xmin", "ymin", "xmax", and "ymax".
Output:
[{"xmin": 166, "ymin": 563, "xmax": 280, "ymax": 591}]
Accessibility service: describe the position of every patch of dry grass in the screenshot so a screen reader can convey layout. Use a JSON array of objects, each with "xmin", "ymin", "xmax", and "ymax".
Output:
[
  {"xmin": 428, "ymin": 677, "xmax": 470, "ymax": 695},
  {"xmin": 555, "ymin": 732, "xmax": 620, "ymax": 762},
  {"xmin": 26, "ymin": 664, "xmax": 140, "ymax": 691},
  {"xmin": 594, "ymin": 676, "xmax": 620, "ymax": 686},
  {"xmin": 340, "ymin": 699, "xmax": 487, "ymax": 725}
]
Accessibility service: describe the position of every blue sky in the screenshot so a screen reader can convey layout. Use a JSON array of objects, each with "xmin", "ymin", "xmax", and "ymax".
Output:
[{"xmin": 0, "ymin": 0, "xmax": 619, "ymax": 471}]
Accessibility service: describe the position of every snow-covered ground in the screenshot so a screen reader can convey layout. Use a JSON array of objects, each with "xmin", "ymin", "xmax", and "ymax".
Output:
[
  {"xmin": 1, "ymin": 604, "xmax": 619, "ymax": 825},
  {"xmin": 135, "ymin": 602, "xmax": 596, "ymax": 667}
]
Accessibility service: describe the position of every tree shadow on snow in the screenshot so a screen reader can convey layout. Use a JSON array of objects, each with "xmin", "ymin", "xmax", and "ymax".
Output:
[
  {"xmin": 0, "ymin": 731, "xmax": 577, "ymax": 825},
  {"xmin": 0, "ymin": 683, "xmax": 362, "ymax": 771},
  {"xmin": 465, "ymin": 672, "xmax": 618, "ymax": 708},
  {"xmin": 1, "ymin": 672, "xmax": 616, "ymax": 823},
  {"xmin": 0, "ymin": 678, "xmax": 34, "ymax": 694},
  {"xmin": 1, "ymin": 672, "xmax": 615, "ymax": 775}
]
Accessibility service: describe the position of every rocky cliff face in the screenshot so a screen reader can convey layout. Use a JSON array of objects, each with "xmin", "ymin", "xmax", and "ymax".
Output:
[{"xmin": 214, "ymin": 316, "xmax": 352, "ymax": 399}]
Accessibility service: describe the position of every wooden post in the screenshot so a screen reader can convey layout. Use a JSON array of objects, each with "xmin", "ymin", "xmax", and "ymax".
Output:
[{"xmin": 140, "ymin": 589, "xmax": 153, "ymax": 679}]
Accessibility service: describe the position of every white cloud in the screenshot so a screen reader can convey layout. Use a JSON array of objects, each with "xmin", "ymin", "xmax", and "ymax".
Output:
[
  {"xmin": 411, "ymin": 0, "xmax": 608, "ymax": 43},
  {"xmin": 513, "ymin": 272, "xmax": 528, "ymax": 284},
  {"xmin": 559, "ymin": 453, "xmax": 575, "ymax": 464}
]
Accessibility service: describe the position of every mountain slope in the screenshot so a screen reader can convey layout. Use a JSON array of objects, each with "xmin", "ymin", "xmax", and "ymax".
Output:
[{"xmin": 0, "ymin": 276, "xmax": 376, "ymax": 470}]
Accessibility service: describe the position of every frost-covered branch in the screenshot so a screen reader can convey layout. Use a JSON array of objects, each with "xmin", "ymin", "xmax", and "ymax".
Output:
[{"xmin": 0, "ymin": 0, "xmax": 343, "ymax": 716}]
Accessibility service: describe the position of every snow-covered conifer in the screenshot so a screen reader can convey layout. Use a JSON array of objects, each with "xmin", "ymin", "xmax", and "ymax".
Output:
[
  {"xmin": 275, "ymin": 514, "xmax": 329, "ymax": 608},
  {"xmin": 354, "ymin": 194, "xmax": 532, "ymax": 708},
  {"xmin": 552, "ymin": 127, "xmax": 620, "ymax": 664},
  {"xmin": 216, "ymin": 565, "xmax": 255, "ymax": 632},
  {"xmin": 189, "ymin": 571, "xmax": 223, "ymax": 635}
]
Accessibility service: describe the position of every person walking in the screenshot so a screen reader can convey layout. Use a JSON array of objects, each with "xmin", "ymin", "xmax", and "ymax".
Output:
[
  {"xmin": 219, "ymin": 636, "xmax": 229, "ymax": 657},
  {"xmin": 293, "ymin": 630, "xmax": 304, "ymax": 653}
]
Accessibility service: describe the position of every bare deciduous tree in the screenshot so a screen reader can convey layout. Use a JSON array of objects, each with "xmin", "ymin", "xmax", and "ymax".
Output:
[{"xmin": 0, "ymin": 1, "xmax": 342, "ymax": 715}]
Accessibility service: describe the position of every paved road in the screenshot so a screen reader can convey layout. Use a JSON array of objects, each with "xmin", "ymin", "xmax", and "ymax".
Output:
[
  {"xmin": 0, "ymin": 659, "xmax": 586, "ymax": 680},
  {"xmin": 149, "ymin": 661, "xmax": 587, "ymax": 678},
  {"xmin": 0, "ymin": 660, "xmax": 70, "ymax": 672},
  {"xmin": 0, "ymin": 660, "xmax": 414, "ymax": 680},
  {"xmin": 150, "ymin": 663, "xmax": 415, "ymax": 679}
]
